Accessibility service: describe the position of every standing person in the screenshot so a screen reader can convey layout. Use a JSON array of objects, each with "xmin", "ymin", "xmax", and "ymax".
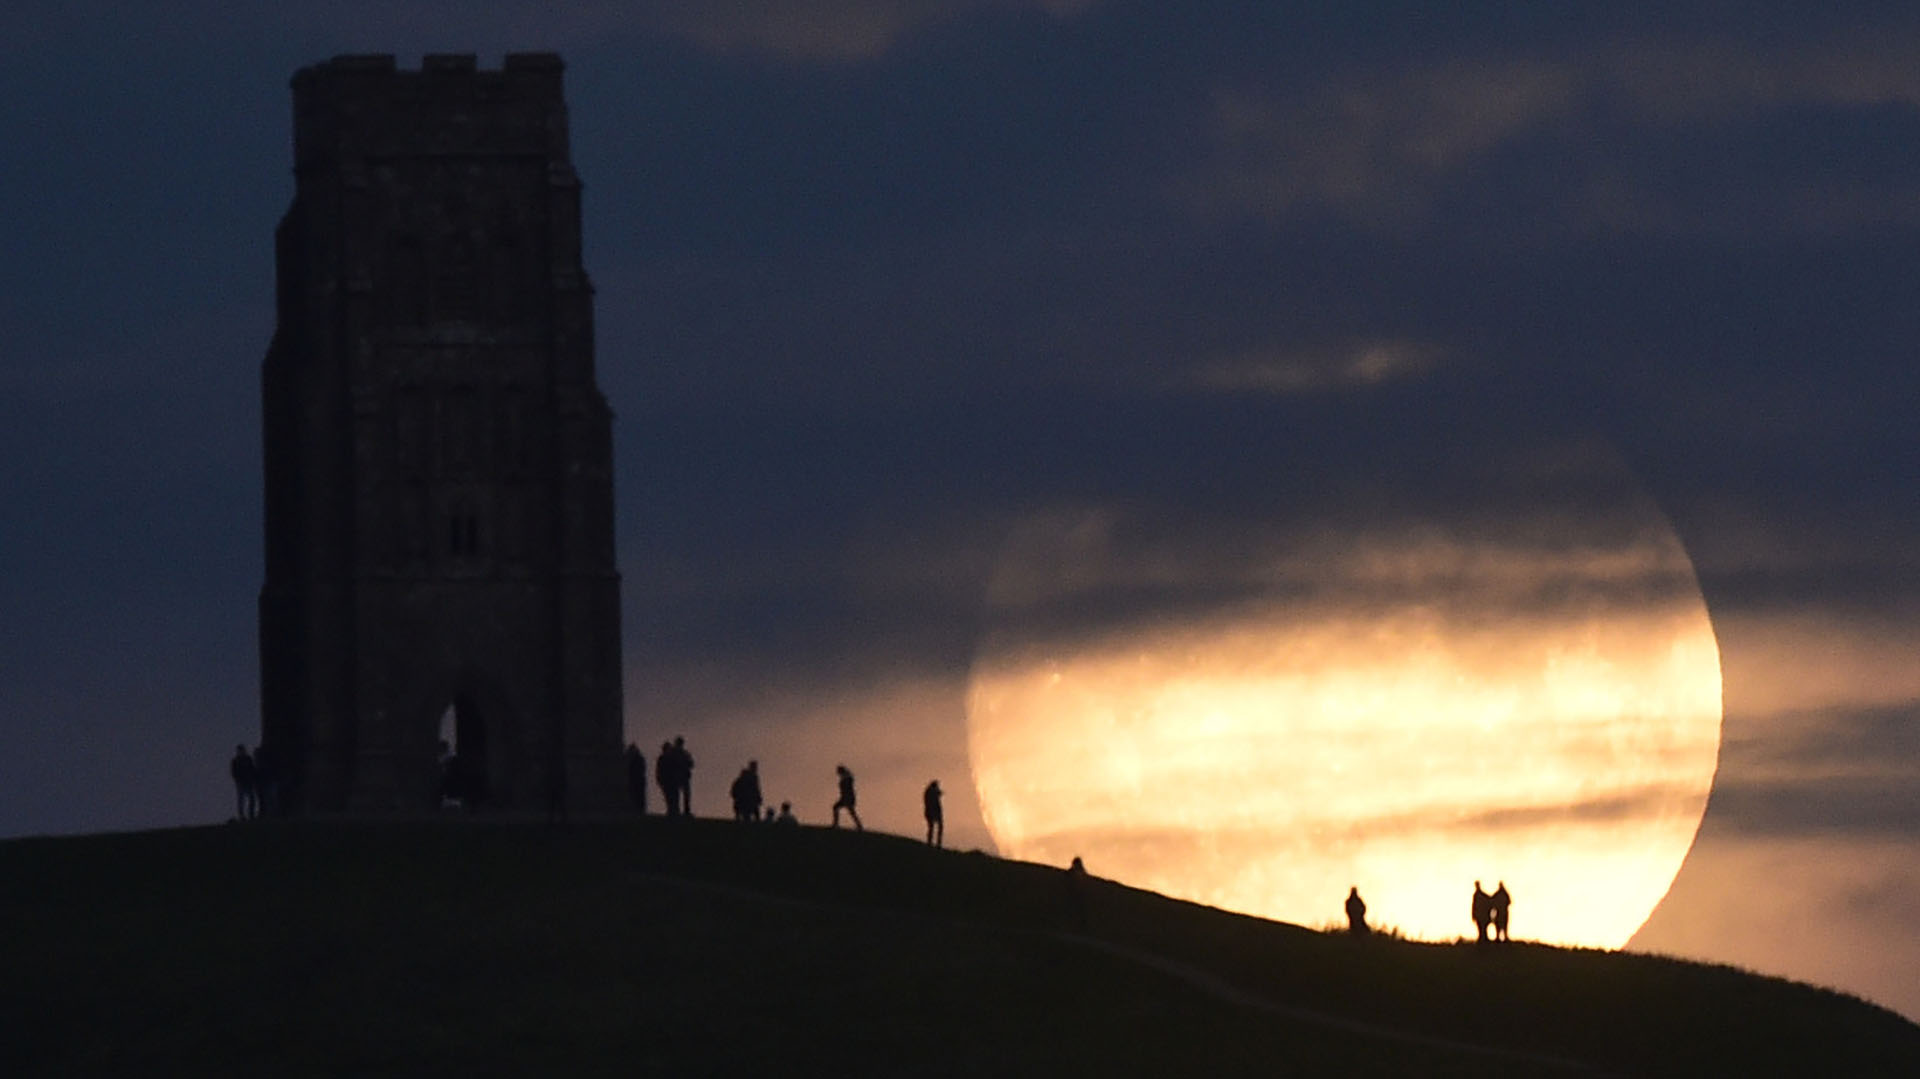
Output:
[
  {"xmin": 655, "ymin": 741, "xmax": 678, "ymax": 818},
  {"xmin": 672, "ymin": 736, "xmax": 695, "ymax": 817},
  {"xmin": 1065, "ymin": 856, "xmax": 1090, "ymax": 931},
  {"xmin": 831, "ymin": 765, "xmax": 862, "ymax": 831},
  {"xmin": 438, "ymin": 739, "xmax": 460, "ymax": 808},
  {"xmin": 922, "ymin": 780, "xmax": 944, "ymax": 847},
  {"xmin": 742, "ymin": 760, "xmax": 761, "ymax": 821},
  {"xmin": 1472, "ymin": 880, "xmax": 1493, "ymax": 944},
  {"xmin": 625, "ymin": 743, "xmax": 648, "ymax": 813},
  {"xmin": 229, "ymin": 744, "xmax": 257, "ymax": 821},
  {"xmin": 1490, "ymin": 881, "xmax": 1512, "ymax": 942},
  {"xmin": 1345, "ymin": 887, "xmax": 1369, "ymax": 936},
  {"xmin": 730, "ymin": 761, "xmax": 763, "ymax": 822}
]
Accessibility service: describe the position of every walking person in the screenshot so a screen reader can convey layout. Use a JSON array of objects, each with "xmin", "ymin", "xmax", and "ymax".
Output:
[
  {"xmin": 923, "ymin": 780, "xmax": 944, "ymax": 847},
  {"xmin": 831, "ymin": 765, "xmax": 862, "ymax": 831}
]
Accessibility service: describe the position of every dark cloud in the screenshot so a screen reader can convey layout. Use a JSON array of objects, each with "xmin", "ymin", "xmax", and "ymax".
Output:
[
  {"xmin": 1704, "ymin": 703, "xmax": 1920, "ymax": 841},
  {"xmin": 1016, "ymin": 779, "xmax": 1712, "ymax": 858},
  {"xmin": 1705, "ymin": 771, "xmax": 1920, "ymax": 842},
  {"xmin": 3, "ymin": 0, "xmax": 1913, "ymax": 797}
]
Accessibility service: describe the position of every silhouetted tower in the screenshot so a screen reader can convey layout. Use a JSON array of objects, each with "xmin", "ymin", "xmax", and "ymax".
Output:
[{"xmin": 260, "ymin": 54, "xmax": 624, "ymax": 814}]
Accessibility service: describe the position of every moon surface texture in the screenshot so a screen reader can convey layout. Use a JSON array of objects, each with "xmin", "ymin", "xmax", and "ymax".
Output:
[{"xmin": 966, "ymin": 449, "xmax": 1722, "ymax": 947}]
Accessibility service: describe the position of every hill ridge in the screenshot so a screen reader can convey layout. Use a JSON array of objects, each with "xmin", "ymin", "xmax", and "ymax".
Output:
[
  {"xmin": 645, "ymin": 868, "xmax": 1617, "ymax": 1075},
  {"xmin": 4, "ymin": 819, "xmax": 1916, "ymax": 1076}
]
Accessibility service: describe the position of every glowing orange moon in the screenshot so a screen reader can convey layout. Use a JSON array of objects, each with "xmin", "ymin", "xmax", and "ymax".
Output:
[{"xmin": 966, "ymin": 482, "xmax": 1722, "ymax": 947}]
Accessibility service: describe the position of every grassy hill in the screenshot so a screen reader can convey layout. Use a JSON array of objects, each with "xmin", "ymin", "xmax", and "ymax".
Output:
[{"xmin": 3, "ymin": 818, "xmax": 1915, "ymax": 1076}]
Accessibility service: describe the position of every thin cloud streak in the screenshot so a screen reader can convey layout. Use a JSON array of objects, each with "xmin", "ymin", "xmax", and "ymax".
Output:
[
  {"xmin": 640, "ymin": 0, "xmax": 1099, "ymax": 61},
  {"xmin": 0, "ymin": 1, "xmax": 1104, "ymax": 63},
  {"xmin": 1031, "ymin": 781, "xmax": 1718, "ymax": 852},
  {"xmin": 1177, "ymin": 59, "xmax": 1580, "ymax": 227},
  {"xmin": 1186, "ymin": 339, "xmax": 1444, "ymax": 395},
  {"xmin": 1176, "ymin": 33, "xmax": 1920, "ymax": 236}
]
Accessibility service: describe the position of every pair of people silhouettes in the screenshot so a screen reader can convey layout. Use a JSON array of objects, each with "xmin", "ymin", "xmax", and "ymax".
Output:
[
  {"xmin": 655, "ymin": 737, "xmax": 695, "ymax": 817},
  {"xmin": 1472, "ymin": 880, "xmax": 1512, "ymax": 943},
  {"xmin": 228, "ymin": 743, "xmax": 282, "ymax": 819}
]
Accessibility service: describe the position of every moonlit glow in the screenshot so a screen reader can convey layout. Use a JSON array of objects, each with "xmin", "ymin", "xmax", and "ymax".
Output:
[{"xmin": 967, "ymin": 503, "xmax": 1723, "ymax": 948}]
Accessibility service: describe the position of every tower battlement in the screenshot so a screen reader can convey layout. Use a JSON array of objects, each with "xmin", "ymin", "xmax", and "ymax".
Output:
[
  {"xmin": 294, "ymin": 52, "xmax": 565, "ymax": 78},
  {"xmin": 290, "ymin": 54, "xmax": 572, "ymax": 167}
]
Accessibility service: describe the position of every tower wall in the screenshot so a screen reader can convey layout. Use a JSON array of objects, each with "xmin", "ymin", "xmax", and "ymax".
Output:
[{"xmin": 260, "ymin": 54, "xmax": 625, "ymax": 814}]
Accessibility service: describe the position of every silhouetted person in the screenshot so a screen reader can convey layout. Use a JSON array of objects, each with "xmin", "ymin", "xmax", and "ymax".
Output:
[
  {"xmin": 764, "ymin": 807, "xmax": 776, "ymax": 822},
  {"xmin": 229, "ymin": 744, "xmax": 257, "ymax": 821},
  {"xmin": 438, "ymin": 739, "xmax": 459, "ymax": 807},
  {"xmin": 831, "ymin": 765, "xmax": 862, "ymax": 830},
  {"xmin": 1346, "ymin": 886, "xmax": 1369, "ymax": 936},
  {"xmin": 1472, "ymin": 880, "xmax": 1493, "ymax": 944},
  {"xmin": 923, "ymin": 780, "xmax": 944, "ymax": 846},
  {"xmin": 253, "ymin": 744, "xmax": 278, "ymax": 817},
  {"xmin": 625, "ymin": 743, "xmax": 648, "ymax": 813},
  {"xmin": 672, "ymin": 736, "xmax": 695, "ymax": 816},
  {"xmin": 1491, "ymin": 881, "xmax": 1512, "ymax": 942},
  {"xmin": 655, "ymin": 741, "xmax": 677, "ymax": 817},
  {"xmin": 776, "ymin": 801, "xmax": 797, "ymax": 826},
  {"xmin": 730, "ymin": 761, "xmax": 763, "ymax": 822},
  {"xmin": 1065, "ymin": 856, "xmax": 1090, "ymax": 930}
]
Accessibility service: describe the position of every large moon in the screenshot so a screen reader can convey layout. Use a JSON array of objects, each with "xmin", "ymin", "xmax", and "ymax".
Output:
[{"xmin": 965, "ymin": 446, "xmax": 1721, "ymax": 947}]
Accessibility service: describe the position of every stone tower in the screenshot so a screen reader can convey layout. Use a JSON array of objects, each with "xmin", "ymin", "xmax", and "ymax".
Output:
[{"xmin": 259, "ymin": 54, "xmax": 624, "ymax": 814}]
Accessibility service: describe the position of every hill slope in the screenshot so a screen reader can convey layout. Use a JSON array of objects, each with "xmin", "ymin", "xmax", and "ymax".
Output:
[{"xmin": 4, "ymin": 819, "xmax": 1915, "ymax": 1076}]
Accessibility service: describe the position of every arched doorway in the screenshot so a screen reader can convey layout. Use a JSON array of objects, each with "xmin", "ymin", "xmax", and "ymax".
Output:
[{"xmin": 436, "ymin": 693, "xmax": 491, "ymax": 809}]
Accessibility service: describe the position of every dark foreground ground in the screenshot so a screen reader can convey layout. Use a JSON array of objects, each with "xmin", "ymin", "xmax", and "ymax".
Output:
[{"xmin": 2, "ymin": 817, "xmax": 1915, "ymax": 1077}]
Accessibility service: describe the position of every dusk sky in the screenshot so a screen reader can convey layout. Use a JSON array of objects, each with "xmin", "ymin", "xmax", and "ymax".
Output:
[{"xmin": 2, "ymin": 3, "xmax": 1916, "ymax": 1021}]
